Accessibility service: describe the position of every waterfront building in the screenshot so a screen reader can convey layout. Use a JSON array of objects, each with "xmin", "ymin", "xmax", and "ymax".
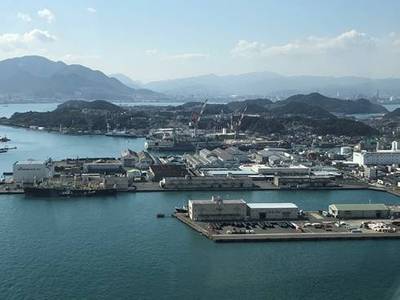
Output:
[
  {"xmin": 247, "ymin": 203, "xmax": 299, "ymax": 220},
  {"xmin": 188, "ymin": 197, "xmax": 299, "ymax": 221},
  {"xmin": 273, "ymin": 175, "xmax": 336, "ymax": 188},
  {"xmin": 160, "ymin": 176, "xmax": 253, "ymax": 190},
  {"xmin": 328, "ymin": 204, "xmax": 390, "ymax": 219},
  {"xmin": 148, "ymin": 165, "xmax": 189, "ymax": 182},
  {"xmin": 13, "ymin": 159, "xmax": 54, "ymax": 184},
  {"xmin": 188, "ymin": 196, "xmax": 248, "ymax": 221}
]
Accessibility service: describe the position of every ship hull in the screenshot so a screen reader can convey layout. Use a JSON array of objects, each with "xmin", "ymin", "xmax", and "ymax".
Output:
[{"xmin": 24, "ymin": 187, "xmax": 118, "ymax": 197}]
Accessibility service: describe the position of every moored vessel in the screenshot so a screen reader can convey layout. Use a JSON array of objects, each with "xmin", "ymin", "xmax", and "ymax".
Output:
[{"xmin": 24, "ymin": 186, "xmax": 117, "ymax": 197}]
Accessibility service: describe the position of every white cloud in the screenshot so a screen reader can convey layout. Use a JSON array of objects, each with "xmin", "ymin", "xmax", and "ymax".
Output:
[
  {"xmin": 38, "ymin": 8, "xmax": 55, "ymax": 23},
  {"xmin": 0, "ymin": 29, "xmax": 56, "ymax": 51},
  {"xmin": 145, "ymin": 49, "xmax": 159, "ymax": 56},
  {"xmin": 231, "ymin": 30, "xmax": 376, "ymax": 58},
  {"xmin": 164, "ymin": 53, "xmax": 209, "ymax": 60},
  {"xmin": 87, "ymin": 7, "xmax": 97, "ymax": 14},
  {"xmin": 17, "ymin": 12, "xmax": 32, "ymax": 22}
]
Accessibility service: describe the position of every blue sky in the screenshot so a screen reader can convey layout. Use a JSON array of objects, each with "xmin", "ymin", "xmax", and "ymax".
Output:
[{"xmin": 0, "ymin": 0, "xmax": 400, "ymax": 81}]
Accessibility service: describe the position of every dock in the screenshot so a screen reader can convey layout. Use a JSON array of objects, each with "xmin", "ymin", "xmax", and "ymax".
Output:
[{"xmin": 174, "ymin": 213, "xmax": 400, "ymax": 243}]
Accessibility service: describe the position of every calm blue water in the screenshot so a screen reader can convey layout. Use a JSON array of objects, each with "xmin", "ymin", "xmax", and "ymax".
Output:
[{"xmin": 1, "ymin": 105, "xmax": 400, "ymax": 299}]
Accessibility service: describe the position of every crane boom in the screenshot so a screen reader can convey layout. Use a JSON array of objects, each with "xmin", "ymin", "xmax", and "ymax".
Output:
[{"xmin": 193, "ymin": 99, "xmax": 208, "ymax": 137}]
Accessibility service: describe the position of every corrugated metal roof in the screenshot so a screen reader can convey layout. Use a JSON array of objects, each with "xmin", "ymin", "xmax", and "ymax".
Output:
[
  {"xmin": 189, "ymin": 199, "xmax": 245, "ymax": 204},
  {"xmin": 329, "ymin": 204, "xmax": 388, "ymax": 211},
  {"xmin": 247, "ymin": 203, "xmax": 298, "ymax": 209}
]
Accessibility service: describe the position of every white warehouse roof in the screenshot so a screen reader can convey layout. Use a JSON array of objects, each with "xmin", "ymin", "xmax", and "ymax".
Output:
[
  {"xmin": 15, "ymin": 160, "xmax": 46, "ymax": 165},
  {"xmin": 247, "ymin": 203, "xmax": 298, "ymax": 209}
]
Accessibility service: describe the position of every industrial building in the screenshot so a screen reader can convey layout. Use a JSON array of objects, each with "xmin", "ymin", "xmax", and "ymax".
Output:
[
  {"xmin": 188, "ymin": 196, "xmax": 299, "ymax": 221},
  {"xmin": 273, "ymin": 175, "xmax": 336, "ymax": 188},
  {"xmin": 251, "ymin": 164, "xmax": 310, "ymax": 176},
  {"xmin": 353, "ymin": 141, "xmax": 400, "ymax": 166},
  {"xmin": 247, "ymin": 203, "xmax": 299, "ymax": 220},
  {"xmin": 328, "ymin": 204, "xmax": 390, "ymax": 219},
  {"xmin": 160, "ymin": 176, "xmax": 253, "ymax": 190},
  {"xmin": 13, "ymin": 159, "xmax": 54, "ymax": 184},
  {"xmin": 148, "ymin": 165, "xmax": 189, "ymax": 181},
  {"xmin": 83, "ymin": 160, "xmax": 123, "ymax": 174},
  {"xmin": 188, "ymin": 196, "xmax": 247, "ymax": 221},
  {"xmin": 120, "ymin": 149, "xmax": 139, "ymax": 167}
]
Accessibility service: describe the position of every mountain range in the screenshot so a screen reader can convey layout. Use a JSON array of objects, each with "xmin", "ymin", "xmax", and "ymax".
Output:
[
  {"xmin": 142, "ymin": 72, "xmax": 400, "ymax": 99},
  {"xmin": 175, "ymin": 93, "xmax": 387, "ymax": 116},
  {"xmin": 0, "ymin": 56, "xmax": 164, "ymax": 102}
]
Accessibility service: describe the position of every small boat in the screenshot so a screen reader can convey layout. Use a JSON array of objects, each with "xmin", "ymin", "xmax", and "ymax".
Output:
[
  {"xmin": 0, "ymin": 146, "xmax": 16, "ymax": 153},
  {"xmin": 175, "ymin": 205, "xmax": 188, "ymax": 213},
  {"xmin": 0, "ymin": 136, "xmax": 11, "ymax": 143},
  {"xmin": 156, "ymin": 213, "xmax": 165, "ymax": 218}
]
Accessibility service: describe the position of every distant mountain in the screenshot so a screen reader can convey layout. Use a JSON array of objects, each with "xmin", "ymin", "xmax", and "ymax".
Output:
[
  {"xmin": 226, "ymin": 98, "xmax": 273, "ymax": 113},
  {"xmin": 56, "ymin": 100, "xmax": 124, "ymax": 112},
  {"xmin": 145, "ymin": 72, "xmax": 282, "ymax": 98},
  {"xmin": 144, "ymin": 71, "xmax": 400, "ymax": 99},
  {"xmin": 270, "ymin": 102, "xmax": 335, "ymax": 119},
  {"xmin": 0, "ymin": 56, "xmax": 164, "ymax": 102},
  {"xmin": 278, "ymin": 93, "xmax": 387, "ymax": 114},
  {"xmin": 109, "ymin": 73, "xmax": 142, "ymax": 89},
  {"xmin": 174, "ymin": 93, "xmax": 385, "ymax": 116}
]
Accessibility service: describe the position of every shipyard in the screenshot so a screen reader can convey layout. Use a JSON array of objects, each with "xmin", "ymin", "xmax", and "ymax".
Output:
[{"xmin": 2, "ymin": 2, "xmax": 400, "ymax": 299}]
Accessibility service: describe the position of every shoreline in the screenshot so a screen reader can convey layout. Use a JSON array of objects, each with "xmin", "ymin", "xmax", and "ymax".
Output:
[{"xmin": 0, "ymin": 183, "xmax": 396, "ymax": 196}]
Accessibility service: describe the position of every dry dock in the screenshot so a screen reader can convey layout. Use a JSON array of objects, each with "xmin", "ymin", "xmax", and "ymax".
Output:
[{"xmin": 174, "ymin": 213, "xmax": 400, "ymax": 243}]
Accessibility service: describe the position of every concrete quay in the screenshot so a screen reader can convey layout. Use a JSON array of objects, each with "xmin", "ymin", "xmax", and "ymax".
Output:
[{"xmin": 174, "ymin": 213, "xmax": 400, "ymax": 243}]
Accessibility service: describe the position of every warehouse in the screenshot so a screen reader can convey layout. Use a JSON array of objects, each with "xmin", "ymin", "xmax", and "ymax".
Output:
[
  {"xmin": 83, "ymin": 160, "xmax": 123, "ymax": 174},
  {"xmin": 188, "ymin": 196, "xmax": 247, "ymax": 221},
  {"xmin": 13, "ymin": 159, "xmax": 54, "ymax": 184},
  {"xmin": 273, "ymin": 175, "xmax": 336, "ymax": 188},
  {"xmin": 247, "ymin": 203, "xmax": 299, "ymax": 220},
  {"xmin": 160, "ymin": 176, "xmax": 253, "ymax": 190},
  {"xmin": 328, "ymin": 204, "xmax": 390, "ymax": 219}
]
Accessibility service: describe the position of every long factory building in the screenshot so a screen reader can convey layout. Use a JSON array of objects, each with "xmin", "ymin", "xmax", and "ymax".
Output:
[{"xmin": 188, "ymin": 196, "xmax": 299, "ymax": 221}]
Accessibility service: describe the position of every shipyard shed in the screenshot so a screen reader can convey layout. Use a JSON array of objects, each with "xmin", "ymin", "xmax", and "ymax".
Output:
[
  {"xmin": 329, "ymin": 204, "xmax": 390, "ymax": 219},
  {"xmin": 247, "ymin": 203, "xmax": 299, "ymax": 220},
  {"xmin": 148, "ymin": 165, "xmax": 189, "ymax": 182},
  {"xmin": 13, "ymin": 159, "xmax": 54, "ymax": 184},
  {"xmin": 188, "ymin": 197, "xmax": 247, "ymax": 221}
]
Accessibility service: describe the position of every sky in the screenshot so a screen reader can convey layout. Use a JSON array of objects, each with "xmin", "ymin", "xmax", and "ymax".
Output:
[{"xmin": 0, "ymin": 0, "xmax": 400, "ymax": 82}]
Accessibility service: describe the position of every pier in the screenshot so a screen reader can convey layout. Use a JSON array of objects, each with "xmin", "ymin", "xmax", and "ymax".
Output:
[{"xmin": 174, "ymin": 212, "xmax": 400, "ymax": 243}]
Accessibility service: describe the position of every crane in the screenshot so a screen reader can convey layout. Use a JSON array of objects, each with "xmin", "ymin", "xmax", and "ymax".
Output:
[
  {"xmin": 234, "ymin": 105, "xmax": 247, "ymax": 139},
  {"xmin": 192, "ymin": 99, "xmax": 208, "ymax": 137}
]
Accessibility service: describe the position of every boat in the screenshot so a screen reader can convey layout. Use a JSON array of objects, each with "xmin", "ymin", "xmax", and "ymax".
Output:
[
  {"xmin": 23, "ymin": 186, "xmax": 118, "ymax": 197},
  {"xmin": 0, "ymin": 136, "xmax": 10, "ymax": 142},
  {"xmin": 145, "ymin": 128, "xmax": 223, "ymax": 151},
  {"xmin": 0, "ymin": 146, "xmax": 16, "ymax": 153},
  {"xmin": 175, "ymin": 205, "xmax": 188, "ymax": 213},
  {"xmin": 105, "ymin": 130, "xmax": 137, "ymax": 138}
]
